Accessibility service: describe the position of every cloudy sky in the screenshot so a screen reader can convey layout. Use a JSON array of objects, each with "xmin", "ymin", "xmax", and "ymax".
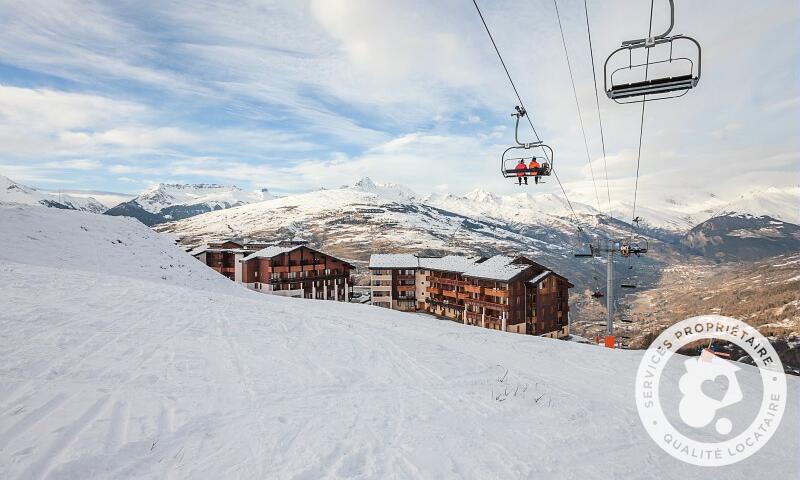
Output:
[{"xmin": 0, "ymin": 0, "xmax": 797, "ymax": 211}]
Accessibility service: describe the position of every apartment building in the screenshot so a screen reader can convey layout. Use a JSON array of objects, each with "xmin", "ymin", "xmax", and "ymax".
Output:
[
  {"xmin": 421, "ymin": 256, "xmax": 484, "ymax": 319},
  {"xmin": 460, "ymin": 255, "xmax": 573, "ymax": 338},
  {"xmin": 191, "ymin": 240, "xmax": 353, "ymax": 302},
  {"xmin": 367, "ymin": 253, "xmax": 573, "ymax": 338},
  {"xmin": 188, "ymin": 240, "xmax": 270, "ymax": 281},
  {"xmin": 367, "ymin": 254, "xmax": 420, "ymax": 310}
]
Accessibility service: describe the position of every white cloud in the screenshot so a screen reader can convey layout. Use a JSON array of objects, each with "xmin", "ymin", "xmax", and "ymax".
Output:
[{"xmin": 0, "ymin": 0, "xmax": 795, "ymax": 208}]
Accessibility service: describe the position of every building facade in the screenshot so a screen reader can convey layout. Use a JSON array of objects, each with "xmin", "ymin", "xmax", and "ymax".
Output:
[
  {"xmin": 460, "ymin": 256, "xmax": 573, "ymax": 338},
  {"xmin": 367, "ymin": 254, "xmax": 421, "ymax": 310},
  {"xmin": 191, "ymin": 241, "xmax": 354, "ymax": 302},
  {"xmin": 239, "ymin": 245, "xmax": 353, "ymax": 301},
  {"xmin": 188, "ymin": 240, "xmax": 269, "ymax": 282},
  {"xmin": 368, "ymin": 253, "xmax": 572, "ymax": 338}
]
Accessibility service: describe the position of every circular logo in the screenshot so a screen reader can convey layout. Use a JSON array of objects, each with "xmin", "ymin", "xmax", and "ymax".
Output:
[{"xmin": 635, "ymin": 315, "xmax": 787, "ymax": 467}]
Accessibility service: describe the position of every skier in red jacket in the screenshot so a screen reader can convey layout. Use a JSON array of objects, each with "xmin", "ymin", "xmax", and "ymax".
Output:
[{"xmin": 515, "ymin": 159, "xmax": 528, "ymax": 185}]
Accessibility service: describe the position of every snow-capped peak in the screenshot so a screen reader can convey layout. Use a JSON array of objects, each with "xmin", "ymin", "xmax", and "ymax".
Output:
[
  {"xmin": 463, "ymin": 188, "xmax": 501, "ymax": 204},
  {"xmin": 350, "ymin": 177, "xmax": 418, "ymax": 202},
  {"xmin": 0, "ymin": 174, "xmax": 106, "ymax": 213},
  {"xmin": 135, "ymin": 183, "xmax": 259, "ymax": 214}
]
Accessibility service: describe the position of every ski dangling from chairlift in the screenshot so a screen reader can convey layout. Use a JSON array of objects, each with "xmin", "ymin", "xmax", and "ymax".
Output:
[
  {"xmin": 604, "ymin": 0, "xmax": 701, "ymax": 103},
  {"xmin": 500, "ymin": 106, "xmax": 553, "ymax": 185}
]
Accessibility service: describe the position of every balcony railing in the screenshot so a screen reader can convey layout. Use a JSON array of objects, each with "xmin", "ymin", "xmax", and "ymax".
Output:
[
  {"xmin": 484, "ymin": 288, "xmax": 509, "ymax": 297},
  {"xmin": 464, "ymin": 284, "xmax": 482, "ymax": 294},
  {"xmin": 464, "ymin": 298, "xmax": 509, "ymax": 311},
  {"xmin": 432, "ymin": 277, "xmax": 467, "ymax": 287}
]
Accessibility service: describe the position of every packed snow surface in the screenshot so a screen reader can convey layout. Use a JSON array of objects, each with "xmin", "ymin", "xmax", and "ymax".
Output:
[{"xmin": 1, "ymin": 205, "xmax": 797, "ymax": 479}]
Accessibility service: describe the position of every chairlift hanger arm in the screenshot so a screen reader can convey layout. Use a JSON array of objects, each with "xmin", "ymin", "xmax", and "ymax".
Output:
[
  {"xmin": 512, "ymin": 108, "xmax": 543, "ymax": 148},
  {"xmin": 622, "ymin": 0, "xmax": 674, "ymax": 46}
]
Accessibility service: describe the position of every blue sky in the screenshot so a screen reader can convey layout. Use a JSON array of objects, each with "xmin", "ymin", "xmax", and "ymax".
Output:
[{"xmin": 0, "ymin": 0, "xmax": 797, "ymax": 211}]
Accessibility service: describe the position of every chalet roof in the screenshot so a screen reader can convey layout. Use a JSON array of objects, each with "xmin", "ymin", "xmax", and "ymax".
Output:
[
  {"xmin": 241, "ymin": 245, "xmax": 300, "ymax": 262},
  {"xmin": 186, "ymin": 245, "xmax": 209, "ymax": 256},
  {"xmin": 368, "ymin": 254, "xmax": 419, "ymax": 269},
  {"xmin": 419, "ymin": 255, "xmax": 483, "ymax": 273},
  {"xmin": 462, "ymin": 255, "xmax": 530, "ymax": 281},
  {"xmin": 527, "ymin": 270, "xmax": 551, "ymax": 285}
]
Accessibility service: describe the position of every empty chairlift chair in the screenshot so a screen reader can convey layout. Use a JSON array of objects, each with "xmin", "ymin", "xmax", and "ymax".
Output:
[{"xmin": 604, "ymin": 0, "xmax": 701, "ymax": 103}]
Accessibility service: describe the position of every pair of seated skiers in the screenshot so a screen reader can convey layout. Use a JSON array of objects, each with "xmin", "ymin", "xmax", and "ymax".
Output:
[{"xmin": 515, "ymin": 158, "xmax": 545, "ymax": 185}]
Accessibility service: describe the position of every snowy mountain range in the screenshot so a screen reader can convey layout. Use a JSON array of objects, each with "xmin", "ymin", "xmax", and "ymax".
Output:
[
  {"xmin": 1, "ymin": 203, "xmax": 796, "ymax": 478},
  {"xmin": 156, "ymin": 177, "xmax": 671, "ymax": 301},
  {"xmin": 0, "ymin": 175, "xmax": 106, "ymax": 213},
  {"xmin": 104, "ymin": 183, "xmax": 277, "ymax": 226}
]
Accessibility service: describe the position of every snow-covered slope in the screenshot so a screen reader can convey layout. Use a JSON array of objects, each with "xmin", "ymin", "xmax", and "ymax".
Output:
[
  {"xmin": 426, "ymin": 188, "xmax": 600, "ymax": 230},
  {"xmin": 1, "ymin": 204, "xmax": 796, "ymax": 478},
  {"xmin": 609, "ymin": 187, "xmax": 800, "ymax": 232},
  {"xmin": 0, "ymin": 175, "xmax": 106, "ymax": 213},
  {"xmin": 156, "ymin": 178, "xmax": 670, "ymax": 298},
  {"xmin": 156, "ymin": 179, "xmax": 602, "ymax": 268},
  {"xmin": 104, "ymin": 183, "xmax": 276, "ymax": 226},
  {"xmin": 42, "ymin": 189, "xmax": 136, "ymax": 210}
]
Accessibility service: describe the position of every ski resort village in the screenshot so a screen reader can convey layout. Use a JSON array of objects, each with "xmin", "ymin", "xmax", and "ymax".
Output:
[{"xmin": 1, "ymin": 0, "xmax": 799, "ymax": 478}]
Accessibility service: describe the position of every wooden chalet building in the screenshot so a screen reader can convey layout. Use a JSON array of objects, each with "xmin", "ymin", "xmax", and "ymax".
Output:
[
  {"xmin": 421, "ymin": 256, "xmax": 484, "ymax": 319},
  {"xmin": 188, "ymin": 240, "xmax": 270, "ymax": 282},
  {"xmin": 460, "ymin": 255, "xmax": 573, "ymax": 338},
  {"xmin": 240, "ymin": 245, "xmax": 354, "ymax": 301},
  {"xmin": 191, "ymin": 240, "xmax": 354, "ymax": 302},
  {"xmin": 367, "ymin": 253, "xmax": 573, "ymax": 338}
]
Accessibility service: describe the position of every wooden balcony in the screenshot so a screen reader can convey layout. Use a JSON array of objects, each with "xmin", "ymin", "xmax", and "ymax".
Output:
[
  {"xmin": 442, "ymin": 290, "xmax": 458, "ymax": 299},
  {"xmin": 397, "ymin": 274, "xmax": 415, "ymax": 280},
  {"xmin": 464, "ymin": 284, "xmax": 483, "ymax": 294},
  {"xmin": 433, "ymin": 277, "xmax": 467, "ymax": 287},
  {"xmin": 426, "ymin": 287, "xmax": 442, "ymax": 295},
  {"xmin": 464, "ymin": 298, "xmax": 509, "ymax": 311},
  {"xmin": 467, "ymin": 311, "xmax": 504, "ymax": 324},
  {"xmin": 484, "ymin": 288, "xmax": 509, "ymax": 298},
  {"xmin": 397, "ymin": 285, "xmax": 416, "ymax": 292}
]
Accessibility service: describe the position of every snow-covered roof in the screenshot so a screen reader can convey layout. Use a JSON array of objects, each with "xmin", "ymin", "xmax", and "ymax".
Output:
[
  {"xmin": 186, "ymin": 245, "xmax": 209, "ymax": 256},
  {"xmin": 419, "ymin": 255, "xmax": 482, "ymax": 273},
  {"xmin": 241, "ymin": 245, "xmax": 300, "ymax": 262},
  {"xmin": 368, "ymin": 254, "xmax": 419, "ymax": 269},
  {"xmin": 527, "ymin": 270, "xmax": 551, "ymax": 285},
  {"xmin": 462, "ymin": 255, "xmax": 530, "ymax": 281}
]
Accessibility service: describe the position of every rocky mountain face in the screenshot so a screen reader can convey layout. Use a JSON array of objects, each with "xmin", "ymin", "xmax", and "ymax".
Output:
[
  {"xmin": 682, "ymin": 214, "xmax": 800, "ymax": 262},
  {"xmin": 0, "ymin": 175, "xmax": 106, "ymax": 213},
  {"xmin": 104, "ymin": 183, "xmax": 276, "ymax": 226}
]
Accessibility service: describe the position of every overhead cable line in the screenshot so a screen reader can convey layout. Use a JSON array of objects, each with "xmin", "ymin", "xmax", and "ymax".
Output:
[
  {"xmin": 629, "ymin": 0, "xmax": 656, "ymax": 241},
  {"xmin": 582, "ymin": 0, "xmax": 613, "ymax": 222},
  {"xmin": 552, "ymin": 0, "xmax": 602, "ymax": 214},
  {"xmin": 471, "ymin": 0, "xmax": 584, "ymax": 232}
]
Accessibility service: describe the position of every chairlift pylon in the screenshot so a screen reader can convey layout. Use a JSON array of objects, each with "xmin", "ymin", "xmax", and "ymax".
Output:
[
  {"xmin": 501, "ymin": 106, "xmax": 553, "ymax": 184},
  {"xmin": 604, "ymin": 0, "xmax": 701, "ymax": 104}
]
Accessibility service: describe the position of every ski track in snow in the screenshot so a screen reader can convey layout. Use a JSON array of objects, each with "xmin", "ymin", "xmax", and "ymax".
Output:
[{"xmin": 0, "ymin": 205, "xmax": 798, "ymax": 479}]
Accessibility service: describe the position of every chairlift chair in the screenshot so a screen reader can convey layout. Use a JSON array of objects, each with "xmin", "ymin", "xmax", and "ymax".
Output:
[
  {"xmin": 500, "ymin": 107, "xmax": 554, "ymax": 183},
  {"xmin": 604, "ymin": 0, "xmax": 701, "ymax": 104},
  {"xmin": 629, "ymin": 237, "xmax": 649, "ymax": 256}
]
